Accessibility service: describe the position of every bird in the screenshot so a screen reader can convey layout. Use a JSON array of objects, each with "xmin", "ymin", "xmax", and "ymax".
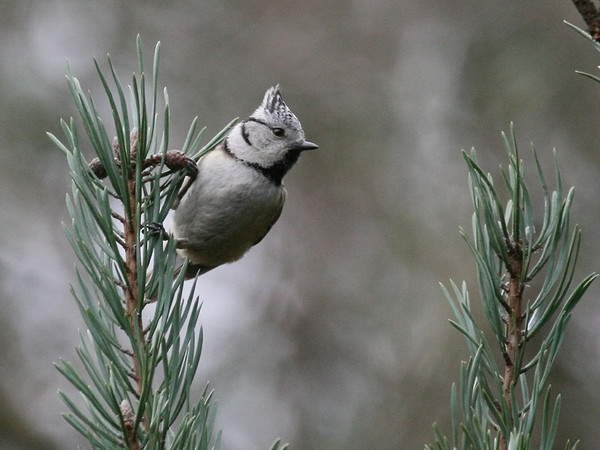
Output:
[{"xmin": 171, "ymin": 85, "xmax": 318, "ymax": 279}]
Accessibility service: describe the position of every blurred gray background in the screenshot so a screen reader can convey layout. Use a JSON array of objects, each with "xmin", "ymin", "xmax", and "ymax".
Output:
[{"xmin": 2, "ymin": 1, "xmax": 600, "ymax": 449}]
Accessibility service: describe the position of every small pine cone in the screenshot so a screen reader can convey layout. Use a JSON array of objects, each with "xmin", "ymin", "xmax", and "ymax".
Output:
[
  {"xmin": 129, "ymin": 128, "xmax": 138, "ymax": 160},
  {"xmin": 165, "ymin": 150, "xmax": 190, "ymax": 171},
  {"xmin": 112, "ymin": 136, "xmax": 120, "ymax": 159},
  {"xmin": 89, "ymin": 158, "xmax": 107, "ymax": 179},
  {"xmin": 120, "ymin": 399, "xmax": 135, "ymax": 431}
]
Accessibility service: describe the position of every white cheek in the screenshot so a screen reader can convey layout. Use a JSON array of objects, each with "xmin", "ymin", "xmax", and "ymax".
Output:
[
  {"xmin": 254, "ymin": 134, "xmax": 274, "ymax": 149},
  {"xmin": 227, "ymin": 131, "xmax": 247, "ymax": 150}
]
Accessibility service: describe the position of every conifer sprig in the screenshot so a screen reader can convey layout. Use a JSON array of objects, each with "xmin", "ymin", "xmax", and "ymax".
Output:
[
  {"xmin": 427, "ymin": 125, "xmax": 596, "ymax": 450},
  {"xmin": 48, "ymin": 36, "xmax": 233, "ymax": 449}
]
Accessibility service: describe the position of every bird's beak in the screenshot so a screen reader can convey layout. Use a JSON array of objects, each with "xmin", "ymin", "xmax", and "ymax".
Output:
[{"xmin": 297, "ymin": 140, "xmax": 319, "ymax": 151}]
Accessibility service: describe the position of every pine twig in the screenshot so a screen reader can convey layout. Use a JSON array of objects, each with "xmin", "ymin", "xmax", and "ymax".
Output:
[
  {"xmin": 572, "ymin": 0, "xmax": 600, "ymax": 40},
  {"xmin": 49, "ymin": 36, "xmax": 232, "ymax": 449},
  {"xmin": 428, "ymin": 125, "xmax": 596, "ymax": 450}
]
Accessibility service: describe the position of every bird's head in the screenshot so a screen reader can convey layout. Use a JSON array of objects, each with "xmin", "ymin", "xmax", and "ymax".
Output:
[{"xmin": 226, "ymin": 85, "xmax": 318, "ymax": 174}]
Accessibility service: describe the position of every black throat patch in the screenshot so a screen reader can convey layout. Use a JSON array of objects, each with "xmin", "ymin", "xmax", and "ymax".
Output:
[{"xmin": 223, "ymin": 139, "xmax": 300, "ymax": 186}]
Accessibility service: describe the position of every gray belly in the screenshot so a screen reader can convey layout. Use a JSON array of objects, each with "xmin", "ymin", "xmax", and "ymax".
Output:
[{"xmin": 172, "ymin": 174, "xmax": 283, "ymax": 268}]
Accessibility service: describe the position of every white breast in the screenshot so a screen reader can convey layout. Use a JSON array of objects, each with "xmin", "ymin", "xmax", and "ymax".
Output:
[{"xmin": 172, "ymin": 147, "xmax": 285, "ymax": 268}]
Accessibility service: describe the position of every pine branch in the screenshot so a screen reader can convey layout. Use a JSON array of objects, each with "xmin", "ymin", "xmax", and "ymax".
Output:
[
  {"xmin": 49, "ymin": 36, "xmax": 234, "ymax": 449},
  {"xmin": 427, "ymin": 125, "xmax": 596, "ymax": 450},
  {"xmin": 572, "ymin": 0, "xmax": 600, "ymax": 40}
]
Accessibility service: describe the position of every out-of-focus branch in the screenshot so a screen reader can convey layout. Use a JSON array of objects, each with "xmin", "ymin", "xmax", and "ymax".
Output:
[
  {"xmin": 572, "ymin": 0, "xmax": 600, "ymax": 40},
  {"xmin": 427, "ymin": 124, "xmax": 596, "ymax": 450}
]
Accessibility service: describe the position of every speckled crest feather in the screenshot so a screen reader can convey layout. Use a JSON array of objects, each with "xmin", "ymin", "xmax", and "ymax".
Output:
[{"xmin": 261, "ymin": 85, "xmax": 296, "ymax": 127}]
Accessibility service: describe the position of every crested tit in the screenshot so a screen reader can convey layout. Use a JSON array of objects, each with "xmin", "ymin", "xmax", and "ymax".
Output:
[{"xmin": 172, "ymin": 85, "xmax": 318, "ymax": 278}]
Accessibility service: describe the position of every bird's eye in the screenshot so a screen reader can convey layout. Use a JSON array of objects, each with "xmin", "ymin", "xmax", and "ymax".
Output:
[{"xmin": 272, "ymin": 127, "xmax": 285, "ymax": 137}]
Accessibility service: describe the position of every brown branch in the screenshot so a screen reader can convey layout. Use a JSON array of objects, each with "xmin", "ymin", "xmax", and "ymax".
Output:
[
  {"xmin": 111, "ymin": 211, "xmax": 125, "ymax": 224},
  {"xmin": 120, "ymin": 131, "xmax": 150, "ymax": 447},
  {"xmin": 573, "ymin": 0, "xmax": 600, "ymax": 41},
  {"xmin": 100, "ymin": 131, "xmax": 196, "ymax": 447},
  {"xmin": 124, "ymin": 170, "xmax": 149, "ymax": 432},
  {"xmin": 115, "ymin": 234, "xmax": 127, "ymax": 249},
  {"xmin": 499, "ymin": 247, "xmax": 524, "ymax": 450}
]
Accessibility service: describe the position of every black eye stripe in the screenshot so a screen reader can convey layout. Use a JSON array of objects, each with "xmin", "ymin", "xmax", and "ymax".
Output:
[
  {"xmin": 246, "ymin": 117, "xmax": 275, "ymax": 132},
  {"xmin": 245, "ymin": 117, "xmax": 286, "ymax": 139}
]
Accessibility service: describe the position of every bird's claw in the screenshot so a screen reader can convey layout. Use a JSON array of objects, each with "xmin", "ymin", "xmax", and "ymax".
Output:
[{"xmin": 144, "ymin": 222, "xmax": 169, "ymax": 240}]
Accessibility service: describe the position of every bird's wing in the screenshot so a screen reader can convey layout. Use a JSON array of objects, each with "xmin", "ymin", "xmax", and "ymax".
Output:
[{"xmin": 252, "ymin": 189, "xmax": 286, "ymax": 246}]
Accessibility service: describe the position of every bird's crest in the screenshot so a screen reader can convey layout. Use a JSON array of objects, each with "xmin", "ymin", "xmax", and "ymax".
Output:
[{"xmin": 258, "ymin": 85, "xmax": 296, "ymax": 127}]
